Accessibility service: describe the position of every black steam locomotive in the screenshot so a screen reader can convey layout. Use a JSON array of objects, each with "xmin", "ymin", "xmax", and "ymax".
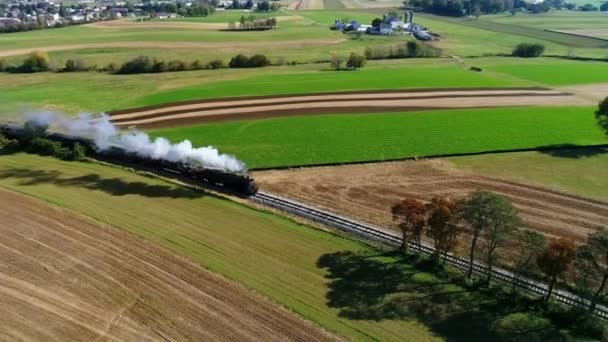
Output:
[{"xmin": 0, "ymin": 123, "xmax": 258, "ymax": 196}]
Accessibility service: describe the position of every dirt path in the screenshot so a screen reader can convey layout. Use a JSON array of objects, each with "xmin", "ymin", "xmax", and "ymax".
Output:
[
  {"xmin": 0, "ymin": 38, "xmax": 345, "ymax": 57},
  {"xmin": 109, "ymin": 88, "xmax": 592, "ymax": 129},
  {"xmin": 253, "ymin": 160, "xmax": 608, "ymax": 242},
  {"xmin": 0, "ymin": 188, "xmax": 337, "ymax": 342}
]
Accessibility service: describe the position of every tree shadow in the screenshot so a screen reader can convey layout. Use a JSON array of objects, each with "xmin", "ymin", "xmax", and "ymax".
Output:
[
  {"xmin": 0, "ymin": 168, "xmax": 204, "ymax": 199},
  {"xmin": 536, "ymin": 144, "xmax": 608, "ymax": 159},
  {"xmin": 317, "ymin": 250, "xmax": 561, "ymax": 341}
]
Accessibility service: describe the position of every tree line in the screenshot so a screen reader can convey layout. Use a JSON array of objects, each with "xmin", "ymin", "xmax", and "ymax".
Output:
[
  {"xmin": 404, "ymin": 0, "xmax": 608, "ymax": 17},
  {"xmin": 391, "ymin": 190, "xmax": 608, "ymax": 309}
]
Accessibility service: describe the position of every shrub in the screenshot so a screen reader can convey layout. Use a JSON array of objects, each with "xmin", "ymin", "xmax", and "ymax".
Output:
[
  {"xmin": 15, "ymin": 51, "xmax": 51, "ymax": 73},
  {"xmin": 512, "ymin": 43, "xmax": 545, "ymax": 58},
  {"xmin": 0, "ymin": 58, "xmax": 6, "ymax": 72},
  {"xmin": 229, "ymin": 54, "xmax": 249, "ymax": 68},
  {"xmin": 151, "ymin": 58, "xmax": 167, "ymax": 73},
  {"xmin": 105, "ymin": 62, "xmax": 119, "ymax": 73},
  {"xmin": 491, "ymin": 313, "xmax": 555, "ymax": 341},
  {"xmin": 63, "ymin": 59, "xmax": 89, "ymax": 72},
  {"xmin": 346, "ymin": 52, "xmax": 366, "ymax": 70},
  {"xmin": 207, "ymin": 59, "xmax": 224, "ymax": 69},
  {"xmin": 247, "ymin": 54, "xmax": 270, "ymax": 68},
  {"xmin": 71, "ymin": 143, "xmax": 87, "ymax": 161},
  {"xmin": 190, "ymin": 60, "xmax": 203, "ymax": 70},
  {"xmin": 28, "ymin": 137, "xmax": 62, "ymax": 156},
  {"xmin": 596, "ymin": 97, "xmax": 608, "ymax": 135},
  {"xmin": 330, "ymin": 55, "xmax": 344, "ymax": 70},
  {"xmin": 117, "ymin": 56, "xmax": 153, "ymax": 74},
  {"xmin": 167, "ymin": 60, "xmax": 188, "ymax": 72}
]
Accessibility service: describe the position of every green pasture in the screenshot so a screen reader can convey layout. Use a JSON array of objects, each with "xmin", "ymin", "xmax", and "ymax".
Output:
[
  {"xmin": 473, "ymin": 57, "xmax": 608, "ymax": 85},
  {"xmin": 481, "ymin": 11, "xmax": 608, "ymax": 30},
  {"xmin": 150, "ymin": 106, "xmax": 607, "ymax": 169},
  {"xmin": 449, "ymin": 148, "xmax": 608, "ymax": 201},
  {"xmin": 0, "ymin": 153, "xmax": 596, "ymax": 340},
  {"xmin": 169, "ymin": 9, "xmax": 288, "ymax": 22},
  {"xmin": 136, "ymin": 60, "xmax": 522, "ymax": 107},
  {"xmin": 0, "ymin": 59, "xmax": 530, "ymax": 114}
]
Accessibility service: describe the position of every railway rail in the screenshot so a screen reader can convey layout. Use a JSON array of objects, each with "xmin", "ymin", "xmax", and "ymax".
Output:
[{"xmin": 251, "ymin": 191, "xmax": 608, "ymax": 319}]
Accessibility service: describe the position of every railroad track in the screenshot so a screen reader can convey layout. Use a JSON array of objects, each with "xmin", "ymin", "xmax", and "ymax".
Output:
[{"xmin": 251, "ymin": 191, "xmax": 608, "ymax": 319}]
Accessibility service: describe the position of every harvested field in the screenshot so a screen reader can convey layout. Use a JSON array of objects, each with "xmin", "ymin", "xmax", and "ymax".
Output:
[
  {"xmin": 0, "ymin": 38, "xmax": 345, "ymax": 58},
  {"xmin": 253, "ymin": 159, "xmax": 608, "ymax": 242},
  {"xmin": 109, "ymin": 88, "xmax": 591, "ymax": 128},
  {"xmin": 0, "ymin": 188, "xmax": 336, "ymax": 342},
  {"xmin": 555, "ymin": 29, "xmax": 608, "ymax": 39},
  {"xmin": 562, "ymin": 83, "xmax": 608, "ymax": 101}
]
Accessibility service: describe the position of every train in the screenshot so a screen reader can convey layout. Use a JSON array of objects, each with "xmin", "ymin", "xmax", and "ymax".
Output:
[{"xmin": 0, "ymin": 123, "xmax": 258, "ymax": 196}]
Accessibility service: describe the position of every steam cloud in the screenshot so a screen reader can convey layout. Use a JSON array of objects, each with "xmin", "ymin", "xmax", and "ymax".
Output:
[{"xmin": 24, "ymin": 111, "xmax": 247, "ymax": 172}]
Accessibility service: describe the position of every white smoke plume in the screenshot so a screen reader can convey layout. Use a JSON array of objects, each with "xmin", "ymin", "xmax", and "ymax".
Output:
[{"xmin": 24, "ymin": 111, "xmax": 247, "ymax": 172}]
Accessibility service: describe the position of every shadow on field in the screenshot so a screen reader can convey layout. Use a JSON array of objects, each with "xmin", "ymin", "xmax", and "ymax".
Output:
[
  {"xmin": 317, "ymin": 251, "xmax": 563, "ymax": 341},
  {"xmin": 537, "ymin": 144, "xmax": 608, "ymax": 159},
  {"xmin": 0, "ymin": 168, "xmax": 204, "ymax": 199}
]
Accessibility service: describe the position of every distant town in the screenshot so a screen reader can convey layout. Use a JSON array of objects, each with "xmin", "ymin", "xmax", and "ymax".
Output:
[{"xmin": 0, "ymin": 0, "xmax": 273, "ymax": 33}]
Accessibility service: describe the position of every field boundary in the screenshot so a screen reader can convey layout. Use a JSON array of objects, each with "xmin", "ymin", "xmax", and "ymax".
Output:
[
  {"xmin": 109, "ymin": 87, "xmax": 551, "ymax": 114},
  {"xmin": 248, "ymin": 144, "xmax": 608, "ymax": 170}
]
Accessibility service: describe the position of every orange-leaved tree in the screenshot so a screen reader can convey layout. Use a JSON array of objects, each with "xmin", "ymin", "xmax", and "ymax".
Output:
[
  {"xmin": 538, "ymin": 237, "xmax": 577, "ymax": 302},
  {"xmin": 391, "ymin": 198, "xmax": 427, "ymax": 253}
]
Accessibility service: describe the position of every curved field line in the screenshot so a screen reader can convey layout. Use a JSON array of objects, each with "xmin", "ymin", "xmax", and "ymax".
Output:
[{"xmin": 108, "ymin": 88, "xmax": 592, "ymax": 128}]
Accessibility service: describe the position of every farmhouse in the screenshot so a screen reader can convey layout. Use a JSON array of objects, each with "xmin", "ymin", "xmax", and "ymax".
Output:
[{"xmin": 331, "ymin": 11, "xmax": 432, "ymax": 40}]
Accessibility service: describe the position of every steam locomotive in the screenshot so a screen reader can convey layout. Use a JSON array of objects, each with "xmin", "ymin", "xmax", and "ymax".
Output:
[{"xmin": 0, "ymin": 123, "xmax": 258, "ymax": 196}]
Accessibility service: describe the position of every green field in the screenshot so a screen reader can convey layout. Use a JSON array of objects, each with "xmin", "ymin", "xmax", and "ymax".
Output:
[
  {"xmin": 0, "ymin": 153, "xmax": 594, "ymax": 341},
  {"xmin": 450, "ymin": 148, "xmax": 608, "ymax": 201},
  {"xmin": 0, "ymin": 59, "xmax": 532, "ymax": 114},
  {"xmin": 150, "ymin": 106, "xmax": 607, "ymax": 169},
  {"xmin": 136, "ymin": 60, "xmax": 522, "ymax": 107},
  {"xmin": 169, "ymin": 10, "xmax": 287, "ymax": 22},
  {"xmin": 480, "ymin": 11, "xmax": 608, "ymax": 31}
]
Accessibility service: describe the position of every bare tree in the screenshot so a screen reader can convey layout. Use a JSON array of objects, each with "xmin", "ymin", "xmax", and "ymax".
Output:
[{"xmin": 391, "ymin": 198, "xmax": 427, "ymax": 253}]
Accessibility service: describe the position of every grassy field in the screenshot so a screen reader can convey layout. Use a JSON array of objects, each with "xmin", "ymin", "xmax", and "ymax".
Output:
[
  {"xmin": 0, "ymin": 59, "xmax": 532, "ymax": 114},
  {"xmin": 149, "ymin": 106, "xmax": 607, "ymax": 169},
  {"xmin": 449, "ymin": 148, "xmax": 608, "ymax": 201},
  {"xmin": 480, "ymin": 11, "xmax": 608, "ymax": 31},
  {"xmin": 0, "ymin": 153, "xmax": 594, "ymax": 341},
  {"xmin": 168, "ymin": 10, "xmax": 287, "ymax": 22},
  {"xmin": 473, "ymin": 57, "xmax": 608, "ymax": 85}
]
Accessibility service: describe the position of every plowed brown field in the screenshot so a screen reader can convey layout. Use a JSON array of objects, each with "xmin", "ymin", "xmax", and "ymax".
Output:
[
  {"xmin": 253, "ymin": 160, "xmax": 608, "ymax": 242},
  {"xmin": 109, "ymin": 88, "xmax": 592, "ymax": 129},
  {"xmin": 0, "ymin": 188, "xmax": 336, "ymax": 342}
]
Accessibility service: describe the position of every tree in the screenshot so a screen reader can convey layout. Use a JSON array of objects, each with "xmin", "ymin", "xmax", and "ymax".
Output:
[
  {"xmin": 512, "ymin": 43, "xmax": 545, "ymax": 58},
  {"xmin": 481, "ymin": 195, "xmax": 521, "ymax": 284},
  {"xmin": 391, "ymin": 198, "xmax": 427, "ymax": 252},
  {"xmin": 257, "ymin": 0, "xmax": 270, "ymax": 11},
  {"xmin": 512, "ymin": 230, "xmax": 546, "ymax": 291},
  {"xmin": 579, "ymin": 3, "xmax": 598, "ymax": 10},
  {"xmin": 574, "ymin": 228, "xmax": 608, "ymax": 312},
  {"xmin": 19, "ymin": 51, "xmax": 51, "ymax": 73},
  {"xmin": 330, "ymin": 55, "xmax": 344, "ymax": 70},
  {"xmin": 346, "ymin": 53, "xmax": 366, "ymax": 70},
  {"xmin": 426, "ymin": 196, "xmax": 459, "ymax": 261},
  {"xmin": 601, "ymin": 1, "xmax": 608, "ymax": 11},
  {"xmin": 538, "ymin": 237, "xmax": 577, "ymax": 302},
  {"xmin": 457, "ymin": 190, "xmax": 516, "ymax": 279},
  {"xmin": 596, "ymin": 97, "xmax": 608, "ymax": 135},
  {"xmin": 229, "ymin": 54, "xmax": 249, "ymax": 68},
  {"xmin": 371, "ymin": 18, "xmax": 383, "ymax": 28}
]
